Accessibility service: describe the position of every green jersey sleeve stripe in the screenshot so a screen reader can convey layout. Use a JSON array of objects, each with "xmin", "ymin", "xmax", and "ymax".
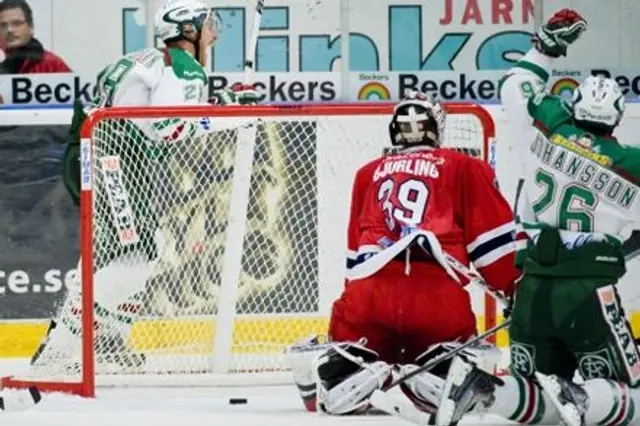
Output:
[{"xmin": 513, "ymin": 60, "xmax": 550, "ymax": 83}]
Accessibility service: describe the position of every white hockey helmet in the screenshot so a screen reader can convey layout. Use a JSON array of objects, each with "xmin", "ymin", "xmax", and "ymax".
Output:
[
  {"xmin": 572, "ymin": 75, "xmax": 625, "ymax": 131},
  {"xmin": 154, "ymin": 0, "xmax": 220, "ymax": 44},
  {"xmin": 389, "ymin": 90, "xmax": 446, "ymax": 147}
]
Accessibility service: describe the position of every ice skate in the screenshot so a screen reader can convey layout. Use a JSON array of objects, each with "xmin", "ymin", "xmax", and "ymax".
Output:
[
  {"xmin": 535, "ymin": 372, "xmax": 588, "ymax": 426},
  {"xmin": 436, "ymin": 356, "xmax": 502, "ymax": 426}
]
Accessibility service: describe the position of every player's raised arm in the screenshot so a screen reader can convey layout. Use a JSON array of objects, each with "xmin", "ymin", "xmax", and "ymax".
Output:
[{"xmin": 500, "ymin": 9, "xmax": 587, "ymax": 134}]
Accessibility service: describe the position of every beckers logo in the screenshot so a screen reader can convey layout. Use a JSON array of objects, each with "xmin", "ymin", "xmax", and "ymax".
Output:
[
  {"xmin": 551, "ymin": 77, "xmax": 579, "ymax": 99},
  {"xmin": 358, "ymin": 82, "xmax": 391, "ymax": 101}
]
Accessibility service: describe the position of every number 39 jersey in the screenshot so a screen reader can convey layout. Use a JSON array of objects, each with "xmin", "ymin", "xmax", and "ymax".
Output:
[{"xmin": 345, "ymin": 147, "xmax": 520, "ymax": 294}]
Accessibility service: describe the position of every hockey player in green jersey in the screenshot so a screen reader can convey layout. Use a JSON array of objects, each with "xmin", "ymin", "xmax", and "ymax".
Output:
[
  {"xmin": 30, "ymin": 0, "xmax": 260, "ymax": 372},
  {"xmin": 436, "ymin": 8, "xmax": 640, "ymax": 426}
]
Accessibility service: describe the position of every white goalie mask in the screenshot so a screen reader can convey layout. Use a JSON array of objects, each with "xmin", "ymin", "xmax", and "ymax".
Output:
[
  {"xmin": 572, "ymin": 75, "xmax": 625, "ymax": 131},
  {"xmin": 389, "ymin": 91, "xmax": 446, "ymax": 147}
]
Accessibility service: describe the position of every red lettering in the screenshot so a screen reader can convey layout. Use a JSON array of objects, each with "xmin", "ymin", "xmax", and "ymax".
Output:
[
  {"xmin": 462, "ymin": 0, "xmax": 483, "ymax": 25},
  {"xmin": 492, "ymin": 0, "xmax": 513, "ymax": 24},
  {"xmin": 523, "ymin": 0, "xmax": 535, "ymax": 24},
  {"xmin": 440, "ymin": 0, "xmax": 453, "ymax": 25}
]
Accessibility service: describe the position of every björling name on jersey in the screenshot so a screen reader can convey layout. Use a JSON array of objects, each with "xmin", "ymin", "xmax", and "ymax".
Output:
[
  {"xmin": 530, "ymin": 134, "xmax": 639, "ymax": 210},
  {"xmin": 373, "ymin": 156, "xmax": 442, "ymax": 182}
]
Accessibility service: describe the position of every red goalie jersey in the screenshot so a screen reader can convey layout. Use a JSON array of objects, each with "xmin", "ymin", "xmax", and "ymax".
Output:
[
  {"xmin": 329, "ymin": 145, "xmax": 521, "ymax": 364},
  {"xmin": 346, "ymin": 147, "xmax": 519, "ymax": 293}
]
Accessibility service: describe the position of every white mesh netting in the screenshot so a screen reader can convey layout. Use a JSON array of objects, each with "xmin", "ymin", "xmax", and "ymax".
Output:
[{"xmin": 7, "ymin": 105, "xmax": 491, "ymax": 388}]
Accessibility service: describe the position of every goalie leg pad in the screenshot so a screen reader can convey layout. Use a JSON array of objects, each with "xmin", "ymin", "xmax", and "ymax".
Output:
[
  {"xmin": 284, "ymin": 335, "xmax": 336, "ymax": 412},
  {"xmin": 397, "ymin": 364, "xmax": 445, "ymax": 414},
  {"xmin": 315, "ymin": 341, "xmax": 392, "ymax": 415}
]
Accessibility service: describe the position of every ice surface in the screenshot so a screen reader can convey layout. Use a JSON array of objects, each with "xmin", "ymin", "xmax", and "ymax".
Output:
[{"xmin": 0, "ymin": 359, "xmax": 515, "ymax": 426}]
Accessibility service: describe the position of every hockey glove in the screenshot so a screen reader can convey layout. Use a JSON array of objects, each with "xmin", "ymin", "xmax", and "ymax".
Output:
[
  {"xmin": 533, "ymin": 8, "xmax": 587, "ymax": 57},
  {"xmin": 209, "ymin": 83, "xmax": 260, "ymax": 105}
]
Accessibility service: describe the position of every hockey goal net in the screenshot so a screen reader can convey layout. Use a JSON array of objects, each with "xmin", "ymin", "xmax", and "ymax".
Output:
[{"xmin": 3, "ymin": 103, "xmax": 496, "ymax": 397}]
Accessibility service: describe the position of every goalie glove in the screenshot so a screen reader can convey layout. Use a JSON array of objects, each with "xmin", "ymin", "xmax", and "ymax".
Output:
[
  {"xmin": 209, "ymin": 83, "xmax": 260, "ymax": 105},
  {"xmin": 533, "ymin": 8, "xmax": 587, "ymax": 58}
]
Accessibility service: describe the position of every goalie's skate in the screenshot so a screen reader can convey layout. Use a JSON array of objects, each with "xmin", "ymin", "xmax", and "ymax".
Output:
[
  {"xmin": 435, "ymin": 356, "xmax": 501, "ymax": 426},
  {"xmin": 535, "ymin": 372, "xmax": 587, "ymax": 426}
]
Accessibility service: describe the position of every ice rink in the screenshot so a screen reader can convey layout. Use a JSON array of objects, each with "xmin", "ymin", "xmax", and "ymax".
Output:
[{"xmin": 0, "ymin": 360, "xmax": 517, "ymax": 426}]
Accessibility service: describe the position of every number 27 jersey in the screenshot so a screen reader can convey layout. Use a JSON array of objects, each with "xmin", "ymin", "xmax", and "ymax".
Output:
[{"xmin": 345, "ymin": 147, "xmax": 520, "ymax": 294}]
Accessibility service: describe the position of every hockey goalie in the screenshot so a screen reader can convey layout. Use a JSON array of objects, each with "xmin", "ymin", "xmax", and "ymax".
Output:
[
  {"xmin": 286, "ymin": 91, "xmax": 521, "ymax": 417},
  {"xmin": 436, "ymin": 9, "xmax": 640, "ymax": 426},
  {"xmin": 27, "ymin": 0, "xmax": 259, "ymax": 372}
]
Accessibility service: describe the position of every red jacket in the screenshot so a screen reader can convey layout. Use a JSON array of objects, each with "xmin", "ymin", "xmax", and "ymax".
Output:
[
  {"xmin": 0, "ymin": 38, "xmax": 71, "ymax": 74},
  {"xmin": 18, "ymin": 49, "xmax": 71, "ymax": 73}
]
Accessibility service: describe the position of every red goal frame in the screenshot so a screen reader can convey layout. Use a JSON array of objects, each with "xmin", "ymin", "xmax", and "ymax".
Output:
[{"xmin": 3, "ymin": 102, "xmax": 496, "ymax": 398}]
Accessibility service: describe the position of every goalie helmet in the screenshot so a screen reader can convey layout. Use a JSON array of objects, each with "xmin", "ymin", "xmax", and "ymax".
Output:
[
  {"xmin": 389, "ymin": 91, "xmax": 446, "ymax": 147},
  {"xmin": 154, "ymin": 0, "xmax": 221, "ymax": 45},
  {"xmin": 572, "ymin": 75, "xmax": 625, "ymax": 133}
]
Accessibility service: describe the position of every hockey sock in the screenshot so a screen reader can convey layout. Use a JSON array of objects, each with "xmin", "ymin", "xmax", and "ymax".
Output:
[
  {"xmin": 489, "ymin": 375, "xmax": 560, "ymax": 424},
  {"xmin": 582, "ymin": 379, "xmax": 636, "ymax": 425}
]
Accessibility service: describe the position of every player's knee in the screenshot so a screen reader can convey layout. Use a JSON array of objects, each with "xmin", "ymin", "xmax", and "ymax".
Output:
[{"xmin": 315, "ymin": 341, "xmax": 391, "ymax": 415}]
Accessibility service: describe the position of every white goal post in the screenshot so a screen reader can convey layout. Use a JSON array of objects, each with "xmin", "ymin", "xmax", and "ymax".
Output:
[{"xmin": 2, "ymin": 102, "xmax": 496, "ymax": 397}]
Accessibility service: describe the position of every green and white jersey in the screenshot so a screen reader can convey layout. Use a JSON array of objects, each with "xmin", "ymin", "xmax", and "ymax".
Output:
[
  {"xmin": 68, "ymin": 47, "xmax": 210, "ymax": 266},
  {"xmin": 91, "ymin": 47, "xmax": 209, "ymax": 142},
  {"xmin": 500, "ymin": 48, "xmax": 640, "ymax": 247},
  {"xmin": 93, "ymin": 47, "xmax": 207, "ymax": 108}
]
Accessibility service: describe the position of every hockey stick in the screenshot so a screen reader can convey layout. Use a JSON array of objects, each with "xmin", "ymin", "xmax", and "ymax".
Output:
[
  {"xmin": 368, "ymin": 321, "xmax": 510, "ymax": 425},
  {"xmin": 243, "ymin": 0, "xmax": 264, "ymax": 85},
  {"xmin": 384, "ymin": 319, "xmax": 511, "ymax": 392}
]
